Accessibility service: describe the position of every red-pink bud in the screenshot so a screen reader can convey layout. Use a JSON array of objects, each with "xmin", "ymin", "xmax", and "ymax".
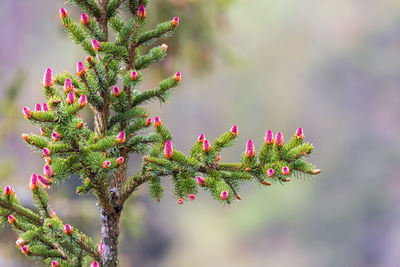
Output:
[
  {"xmin": 145, "ymin": 118, "xmax": 152, "ymax": 127},
  {"xmin": 220, "ymin": 191, "xmax": 229, "ymax": 200},
  {"xmin": 216, "ymin": 155, "xmax": 221, "ymax": 162},
  {"xmin": 197, "ymin": 176, "xmax": 205, "ymax": 186},
  {"xmin": 171, "ymin": 17, "xmax": 179, "ymax": 27},
  {"xmin": 267, "ymin": 168, "xmax": 275, "ymax": 177},
  {"xmin": 264, "ymin": 130, "xmax": 273, "ymax": 144},
  {"xmin": 40, "ymin": 127, "xmax": 46, "ymax": 136},
  {"xmin": 50, "ymin": 210, "xmax": 57, "ymax": 218},
  {"xmin": 51, "ymin": 261, "xmax": 59, "ymax": 267},
  {"xmin": 92, "ymin": 39, "xmax": 101, "ymax": 51},
  {"xmin": 35, "ymin": 104, "xmax": 42, "ymax": 111},
  {"xmin": 86, "ymin": 56, "xmax": 92, "ymax": 63},
  {"xmin": 281, "ymin": 166, "xmax": 290, "ymax": 175},
  {"xmin": 197, "ymin": 134, "xmax": 205, "ymax": 143},
  {"xmin": 130, "ymin": 71, "xmax": 139, "ymax": 80},
  {"xmin": 38, "ymin": 175, "xmax": 51, "ymax": 188},
  {"xmin": 44, "ymin": 165, "xmax": 54, "ymax": 178},
  {"xmin": 98, "ymin": 242, "xmax": 103, "ymax": 255},
  {"xmin": 161, "ymin": 43, "xmax": 168, "ymax": 52},
  {"xmin": 42, "ymin": 68, "xmax": 53, "ymax": 87},
  {"xmin": 76, "ymin": 61, "xmax": 86, "ymax": 77},
  {"xmin": 80, "ymin": 13, "xmax": 90, "ymax": 25},
  {"xmin": 4, "ymin": 185, "xmax": 15, "ymax": 196},
  {"xmin": 173, "ymin": 72, "xmax": 181, "ymax": 82},
  {"xmin": 22, "ymin": 107, "xmax": 33, "ymax": 119},
  {"xmin": 30, "ymin": 174, "xmax": 39, "ymax": 190},
  {"xmin": 113, "ymin": 86, "xmax": 121, "ymax": 96},
  {"xmin": 177, "ymin": 198, "xmax": 183, "ymax": 204},
  {"xmin": 275, "ymin": 132, "xmax": 284, "ymax": 146},
  {"xmin": 312, "ymin": 169, "xmax": 322, "ymax": 175},
  {"xmin": 79, "ymin": 94, "xmax": 87, "ymax": 107},
  {"xmin": 20, "ymin": 246, "xmax": 30, "ymax": 255},
  {"xmin": 64, "ymin": 78, "xmax": 73, "ymax": 92},
  {"xmin": 42, "ymin": 148, "xmax": 51, "ymax": 157},
  {"xmin": 52, "ymin": 131, "xmax": 61, "ymax": 141},
  {"xmin": 137, "ymin": 5, "xmax": 146, "ymax": 18},
  {"xmin": 116, "ymin": 157, "xmax": 124, "ymax": 166},
  {"xmin": 230, "ymin": 125, "xmax": 238, "ymax": 136},
  {"xmin": 42, "ymin": 102, "xmax": 49, "ymax": 111},
  {"xmin": 64, "ymin": 224, "xmax": 73, "ymax": 235},
  {"xmin": 295, "ymin": 127, "xmax": 304, "ymax": 139},
  {"xmin": 90, "ymin": 261, "xmax": 99, "ymax": 267},
  {"xmin": 77, "ymin": 121, "xmax": 84, "ymax": 129},
  {"xmin": 22, "ymin": 133, "xmax": 29, "ymax": 142},
  {"xmin": 16, "ymin": 238, "xmax": 25, "ymax": 247},
  {"xmin": 189, "ymin": 193, "xmax": 196, "ymax": 201},
  {"xmin": 245, "ymin": 139, "xmax": 255, "ymax": 158},
  {"xmin": 203, "ymin": 139, "xmax": 211, "ymax": 152},
  {"xmin": 8, "ymin": 215, "xmax": 16, "ymax": 224},
  {"xmin": 102, "ymin": 161, "xmax": 111, "ymax": 169},
  {"xmin": 116, "ymin": 131, "xmax": 126, "ymax": 143},
  {"xmin": 66, "ymin": 92, "xmax": 76, "ymax": 104},
  {"xmin": 59, "ymin": 8, "xmax": 68, "ymax": 19},
  {"xmin": 164, "ymin": 140, "xmax": 174, "ymax": 159},
  {"xmin": 153, "ymin": 116, "xmax": 162, "ymax": 127}
]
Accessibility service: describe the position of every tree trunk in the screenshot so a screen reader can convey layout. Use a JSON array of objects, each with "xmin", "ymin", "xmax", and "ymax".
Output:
[{"xmin": 100, "ymin": 209, "xmax": 121, "ymax": 266}]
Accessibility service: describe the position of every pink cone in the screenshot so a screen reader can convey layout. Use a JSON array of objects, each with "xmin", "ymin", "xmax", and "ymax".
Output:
[
  {"xmin": 113, "ymin": 86, "xmax": 121, "ymax": 96},
  {"xmin": 44, "ymin": 165, "xmax": 54, "ymax": 177},
  {"xmin": 275, "ymin": 132, "xmax": 284, "ymax": 146},
  {"xmin": 42, "ymin": 68, "xmax": 53, "ymax": 87},
  {"xmin": 130, "ymin": 71, "xmax": 139, "ymax": 80},
  {"xmin": 153, "ymin": 116, "xmax": 162, "ymax": 127},
  {"xmin": 197, "ymin": 176, "xmax": 205, "ymax": 186},
  {"xmin": 76, "ymin": 61, "xmax": 86, "ymax": 77},
  {"xmin": 230, "ymin": 125, "xmax": 238, "ymax": 136},
  {"xmin": 245, "ymin": 139, "xmax": 255, "ymax": 158},
  {"xmin": 64, "ymin": 78, "xmax": 73, "ymax": 92},
  {"xmin": 92, "ymin": 39, "xmax": 101, "ymax": 51},
  {"xmin": 137, "ymin": 5, "xmax": 146, "ymax": 18},
  {"xmin": 116, "ymin": 131, "xmax": 126, "ymax": 143},
  {"xmin": 79, "ymin": 94, "xmax": 87, "ymax": 107},
  {"xmin": 189, "ymin": 193, "xmax": 196, "ymax": 201},
  {"xmin": 281, "ymin": 166, "xmax": 290, "ymax": 175},
  {"xmin": 295, "ymin": 127, "xmax": 304, "ymax": 139},
  {"xmin": 171, "ymin": 17, "xmax": 179, "ymax": 26},
  {"xmin": 173, "ymin": 72, "xmax": 181, "ymax": 82},
  {"xmin": 203, "ymin": 139, "xmax": 211, "ymax": 152},
  {"xmin": 220, "ymin": 191, "xmax": 229, "ymax": 200},
  {"xmin": 197, "ymin": 133, "xmax": 205, "ymax": 143},
  {"xmin": 42, "ymin": 102, "xmax": 49, "ymax": 111},
  {"xmin": 265, "ymin": 130, "xmax": 273, "ymax": 144},
  {"xmin": 164, "ymin": 140, "xmax": 174, "ymax": 159},
  {"xmin": 80, "ymin": 13, "xmax": 90, "ymax": 25},
  {"xmin": 267, "ymin": 168, "xmax": 275, "ymax": 177},
  {"xmin": 59, "ymin": 8, "xmax": 68, "ymax": 19}
]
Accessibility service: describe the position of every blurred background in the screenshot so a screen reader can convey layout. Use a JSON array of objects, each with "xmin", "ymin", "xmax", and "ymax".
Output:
[{"xmin": 1, "ymin": 0, "xmax": 400, "ymax": 266}]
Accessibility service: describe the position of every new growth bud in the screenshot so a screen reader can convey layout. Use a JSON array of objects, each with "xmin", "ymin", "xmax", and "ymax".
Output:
[
  {"xmin": 42, "ymin": 102, "xmax": 49, "ymax": 111},
  {"xmin": 161, "ymin": 44, "xmax": 168, "ymax": 52},
  {"xmin": 145, "ymin": 118, "xmax": 152, "ymax": 127},
  {"xmin": 66, "ymin": 92, "xmax": 75, "ymax": 104},
  {"xmin": 52, "ymin": 132, "xmax": 61, "ymax": 141},
  {"xmin": 30, "ymin": 174, "xmax": 39, "ymax": 190},
  {"xmin": 164, "ymin": 140, "xmax": 174, "ymax": 159},
  {"xmin": 220, "ymin": 191, "xmax": 229, "ymax": 200},
  {"xmin": 50, "ymin": 210, "xmax": 57, "ymax": 218},
  {"xmin": 203, "ymin": 139, "xmax": 211, "ymax": 152},
  {"xmin": 177, "ymin": 198, "xmax": 183, "ymax": 204},
  {"xmin": 38, "ymin": 175, "xmax": 51, "ymax": 188},
  {"xmin": 42, "ymin": 68, "xmax": 53, "ymax": 87},
  {"xmin": 8, "ymin": 215, "xmax": 16, "ymax": 225},
  {"xmin": 64, "ymin": 78, "xmax": 73, "ymax": 92},
  {"xmin": 113, "ymin": 86, "xmax": 121, "ymax": 97},
  {"xmin": 137, "ymin": 5, "xmax": 146, "ymax": 19},
  {"xmin": 4, "ymin": 185, "xmax": 15, "ymax": 196},
  {"xmin": 245, "ymin": 139, "xmax": 255, "ymax": 158},
  {"xmin": 230, "ymin": 125, "xmax": 238, "ymax": 136},
  {"xmin": 189, "ymin": 194, "xmax": 196, "ymax": 201},
  {"xmin": 76, "ymin": 61, "xmax": 86, "ymax": 77},
  {"xmin": 44, "ymin": 165, "xmax": 54, "ymax": 177},
  {"xmin": 265, "ymin": 130, "xmax": 273, "ymax": 144},
  {"xmin": 77, "ymin": 121, "xmax": 84, "ymax": 129},
  {"xmin": 22, "ymin": 107, "xmax": 33, "ymax": 119},
  {"xmin": 20, "ymin": 246, "xmax": 30, "ymax": 255},
  {"xmin": 116, "ymin": 157, "xmax": 124, "ymax": 166},
  {"xmin": 79, "ymin": 94, "xmax": 87, "ymax": 107},
  {"xmin": 197, "ymin": 134, "xmax": 205, "ymax": 143},
  {"xmin": 267, "ymin": 168, "xmax": 275, "ymax": 177},
  {"xmin": 42, "ymin": 148, "xmax": 50, "ymax": 157},
  {"xmin": 51, "ymin": 261, "xmax": 59, "ymax": 267},
  {"xmin": 35, "ymin": 104, "xmax": 42, "ymax": 111},
  {"xmin": 59, "ymin": 8, "xmax": 68, "ymax": 19},
  {"xmin": 197, "ymin": 176, "xmax": 205, "ymax": 186},
  {"xmin": 281, "ymin": 166, "xmax": 290, "ymax": 175},
  {"xmin": 295, "ymin": 127, "xmax": 305, "ymax": 139},
  {"xmin": 153, "ymin": 116, "xmax": 162, "ymax": 127},
  {"xmin": 171, "ymin": 17, "xmax": 179, "ymax": 27},
  {"xmin": 92, "ymin": 39, "xmax": 101, "ymax": 51},
  {"xmin": 64, "ymin": 224, "xmax": 73, "ymax": 235},
  {"xmin": 173, "ymin": 72, "xmax": 181, "ymax": 82},
  {"xmin": 16, "ymin": 238, "xmax": 25, "ymax": 247},
  {"xmin": 102, "ymin": 161, "xmax": 111, "ymax": 169},
  {"xmin": 312, "ymin": 169, "xmax": 322, "ymax": 175},
  {"xmin": 275, "ymin": 132, "xmax": 284, "ymax": 146},
  {"xmin": 116, "ymin": 131, "xmax": 126, "ymax": 143},
  {"xmin": 90, "ymin": 261, "xmax": 99, "ymax": 267},
  {"xmin": 22, "ymin": 133, "xmax": 29, "ymax": 142},
  {"xmin": 130, "ymin": 71, "xmax": 139, "ymax": 80},
  {"xmin": 80, "ymin": 13, "xmax": 90, "ymax": 25},
  {"xmin": 98, "ymin": 242, "xmax": 103, "ymax": 255}
]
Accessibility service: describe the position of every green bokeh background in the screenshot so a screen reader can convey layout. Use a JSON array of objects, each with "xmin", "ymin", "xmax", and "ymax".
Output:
[{"xmin": 1, "ymin": 0, "xmax": 399, "ymax": 266}]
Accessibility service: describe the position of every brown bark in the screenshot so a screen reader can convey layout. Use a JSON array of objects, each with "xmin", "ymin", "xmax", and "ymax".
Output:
[{"xmin": 100, "ymin": 207, "xmax": 122, "ymax": 266}]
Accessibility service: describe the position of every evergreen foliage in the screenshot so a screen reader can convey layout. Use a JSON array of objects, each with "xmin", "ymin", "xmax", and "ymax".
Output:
[{"xmin": 0, "ymin": 1, "xmax": 320, "ymax": 266}]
